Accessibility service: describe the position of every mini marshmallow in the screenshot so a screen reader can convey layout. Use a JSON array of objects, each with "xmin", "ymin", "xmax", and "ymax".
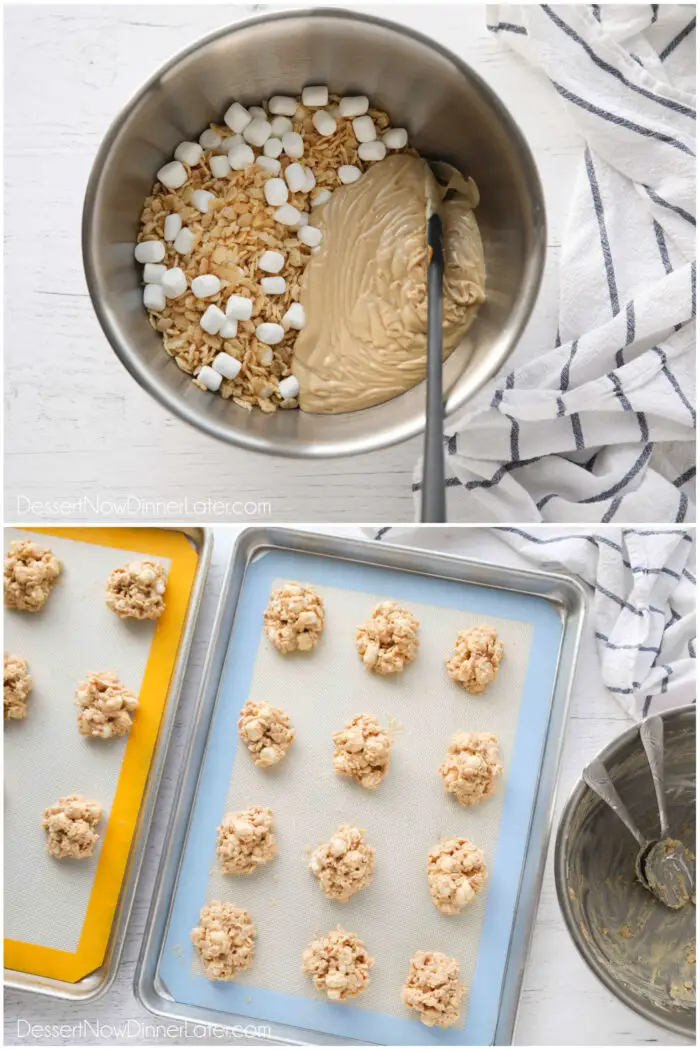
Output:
[
  {"xmin": 338, "ymin": 165, "xmax": 361, "ymax": 184},
  {"xmin": 353, "ymin": 115, "xmax": 376, "ymax": 143},
  {"xmin": 270, "ymin": 115, "xmax": 293, "ymax": 137},
  {"xmin": 303, "ymin": 167, "xmax": 316, "ymax": 192},
  {"xmin": 257, "ymin": 155, "xmax": 281, "ymax": 174},
  {"xmin": 212, "ymin": 352, "xmax": 242, "ymax": 379},
  {"xmin": 283, "ymin": 303, "xmax": 306, "ymax": 330},
  {"xmin": 358, "ymin": 139, "xmax": 386, "ymax": 162},
  {"xmin": 218, "ymin": 134, "xmax": 243, "ymax": 153},
  {"xmin": 157, "ymin": 160, "xmax": 188, "ymax": 189},
  {"xmin": 295, "ymin": 212, "xmax": 309, "ymax": 229},
  {"xmin": 200, "ymin": 304, "xmax": 227, "ymax": 335},
  {"xmin": 282, "ymin": 131, "xmax": 304, "ymax": 159},
  {"xmin": 383, "ymin": 127, "xmax": 408, "ymax": 150},
  {"xmin": 191, "ymin": 274, "xmax": 222, "ymax": 299},
  {"xmin": 311, "ymin": 188, "xmax": 331, "ymax": 208},
  {"xmin": 261, "ymin": 276, "xmax": 286, "ymax": 294},
  {"xmin": 228, "ymin": 143, "xmax": 255, "ymax": 170},
  {"xmin": 192, "ymin": 189, "xmax": 216, "ymax": 213},
  {"xmin": 268, "ymin": 95, "xmax": 297, "ymax": 116},
  {"xmin": 196, "ymin": 366, "xmax": 222, "ymax": 392},
  {"xmin": 264, "ymin": 137, "xmax": 283, "ymax": 158},
  {"xmin": 199, "ymin": 127, "xmax": 222, "ymax": 149},
  {"xmin": 256, "ymin": 322, "xmax": 285, "ymax": 345},
  {"xmin": 278, "ymin": 374, "xmax": 300, "ymax": 399},
  {"xmin": 134, "ymin": 240, "xmax": 165, "ymax": 264},
  {"xmin": 219, "ymin": 320, "xmax": 239, "ymax": 340},
  {"xmin": 174, "ymin": 141, "xmax": 203, "ymax": 166},
  {"xmin": 243, "ymin": 118, "xmax": 272, "ymax": 147},
  {"xmin": 226, "ymin": 295, "xmax": 253, "ymax": 319},
  {"xmin": 258, "ymin": 346, "xmax": 274, "ymax": 366},
  {"xmin": 143, "ymin": 263, "xmax": 166, "ymax": 284},
  {"xmin": 224, "ymin": 101, "xmax": 252, "ymax": 133},
  {"xmin": 302, "ymin": 85, "xmax": 329, "ymax": 107},
  {"xmin": 312, "ymin": 110, "xmax": 337, "ymax": 137},
  {"xmin": 162, "ymin": 267, "xmax": 188, "ymax": 299},
  {"xmin": 274, "ymin": 204, "xmax": 301, "ymax": 226},
  {"xmin": 338, "ymin": 95, "xmax": 369, "ymax": 117},
  {"xmin": 209, "ymin": 155, "xmax": 231, "ymax": 178},
  {"xmin": 163, "ymin": 213, "xmax": 182, "ymax": 242},
  {"xmin": 258, "ymin": 250, "xmax": 285, "ymax": 274},
  {"xmin": 284, "ymin": 162, "xmax": 307, "ymax": 193},
  {"xmin": 173, "ymin": 228, "xmax": 196, "ymax": 255},
  {"xmin": 264, "ymin": 178, "xmax": 289, "ymax": 207},
  {"xmin": 143, "ymin": 284, "xmax": 166, "ymax": 311},
  {"xmin": 249, "ymin": 105, "xmax": 267, "ymax": 120},
  {"xmin": 298, "ymin": 224, "xmax": 322, "ymax": 248}
]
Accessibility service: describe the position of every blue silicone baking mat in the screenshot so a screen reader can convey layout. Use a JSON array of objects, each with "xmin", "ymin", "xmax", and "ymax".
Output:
[{"xmin": 159, "ymin": 549, "xmax": 564, "ymax": 1045}]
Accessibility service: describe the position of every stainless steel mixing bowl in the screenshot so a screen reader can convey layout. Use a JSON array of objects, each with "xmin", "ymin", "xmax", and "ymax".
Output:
[
  {"xmin": 83, "ymin": 7, "xmax": 546, "ymax": 457},
  {"xmin": 555, "ymin": 705, "xmax": 696, "ymax": 1038}
]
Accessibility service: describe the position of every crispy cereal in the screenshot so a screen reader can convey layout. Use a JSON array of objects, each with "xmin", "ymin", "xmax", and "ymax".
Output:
[
  {"xmin": 439, "ymin": 731, "xmax": 502, "ymax": 806},
  {"xmin": 309, "ymin": 824, "xmax": 375, "ymax": 902},
  {"xmin": 4, "ymin": 539, "xmax": 61, "ymax": 612},
  {"xmin": 302, "ymin": 927, "xmax": 373, "ymax": 1000},
  {"xmin": 216, "ymin": 805, "xmax": 278, "ymax": 875},
  {"xmin": 264, "ymin": 582, "xmax": 324, "ymax": 653},
  {"xmin": 74, "ymin": 671, "xmax": 139, "ymax": 739},
  {"xmin": 427, "ymin": 837, "xmax": 488, "ymax": 915},
  {"xmin": 42, "ymin": 794, "xmax": 103, "ymax": 859},
  {"xmin": 238, "ymin": 700, "xmax": 295, "ymax": 767},
  {"xmin": 105, "ymin": 560, "xmax": 167, "ymax": 620},
  {"xmin": 4, "ymin": 653, "xmax": 32, "ymax": 721},
  {"xmin": 402, "ymin": 950, "xmax": 465, "ymax": 1027},
  {"xmin": 355, "ymin": 600, "xmax": 419, "ymax": 675},
  {"xmin": 191, "ymin": 901, "xmax": 256, "ymax": 981},
  {"xmin": 332, "ymin": 713, "xmax": 391, "ymax": 789},
  {"xmin": 446, "ymin": 625, "xmax": 505, "ymax": 694}
]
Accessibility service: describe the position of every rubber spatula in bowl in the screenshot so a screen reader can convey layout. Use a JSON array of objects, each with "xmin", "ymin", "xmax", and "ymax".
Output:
[{"xmin": 421, "ymin": 209, "xmax": 446, "ymax": 523}]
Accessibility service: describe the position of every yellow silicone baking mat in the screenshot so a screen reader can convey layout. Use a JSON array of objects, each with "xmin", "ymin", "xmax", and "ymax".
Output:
[{"xmin": 4, "ymin": 527, "xmax": 198, "ymax": 983}]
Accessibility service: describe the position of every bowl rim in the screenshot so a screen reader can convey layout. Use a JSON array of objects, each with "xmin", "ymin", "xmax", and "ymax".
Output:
[
  {"xmin": 82, "ymin": 5, "xmax": 547, "ymax": 458},
  {"xmin": 553, "ymin": 702, "xmax": 696, "ymax": 1038}
]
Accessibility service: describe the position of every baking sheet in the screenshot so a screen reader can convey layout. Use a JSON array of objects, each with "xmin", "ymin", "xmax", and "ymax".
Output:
[
  {"xmin": 4, "ymin": 527, "xmax": 199, "ymax": 983},
  {"xmin": 158, "ymin": 548, "xmax": 564, "ymax": 1045}
]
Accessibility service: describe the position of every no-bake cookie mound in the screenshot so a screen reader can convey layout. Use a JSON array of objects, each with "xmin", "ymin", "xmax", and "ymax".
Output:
[
  {"xmin": 105, "ymin": 560, "xmax": 167, "ymax": 620},
  {"xmin": 191, "ymin": 901, "xmax": 256, "ymax": 981},
  {"xmin": 4, "ymin": 653, "xmax": 33, "ymax": 721},
  {"xmin": 332, "ymin": 713, "xmax": 391, "ymax": 789},
  {"xmin": 4, "ymin": 539, "xmax": 62, "ymax": 612},
  {"xmin": 238, "ymin": 700, "xmax": 295, "ymax": 767},
  {"xmin": 439, "ymin": 731, "xmax": 502, "ymax": 806},
  {"xmin": 216, "ymin": 805, "xmax": 278, "ymax": 875},
  {"xmin": 402, "ymin": 950, "xmax": 465, "ymax": 1028},
  {"xmin": 446, "ymin": 625, "xmax": 505, "ymax": 694},
  {"xmin": 75, "ymin": 671, "xmax": 139, "ymax": 739},
  {"xmin": 264, "ymin": 582, "xmax": 324, "ymax": 653},
  {"xmin": 355, "ymin": 600, "xmax": 419, "ymax": 675},
  {"xmin": 309, "ymin": 823, "xmax": 375, "ymax": 902},
  {"xmin": 302, "ymin": 927, "xmax": 374, "ymax": 1000},
  {"xmin": 427, "ymin": 837, "xmax": 487, "ymax": 915},
  {"xmin": 42, "ymin": 794, "xmax": 104, "ymax": 859}
]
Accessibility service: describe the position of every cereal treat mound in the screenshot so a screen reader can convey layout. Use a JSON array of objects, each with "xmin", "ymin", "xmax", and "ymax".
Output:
[
  {"xmin": 332, "ymin": 713, "xmax": 391, "ymax": 789},
  {"xmin": 191, "ymin": 901, "xmax": 256, "ymax": 982},
  {"xmin": 355, "ymin": 601, "xmax": 419, "ymax": 675},
  {"xmin": 4, "ymin": 539, "xmax": 62, "ymax": 612},
  {"xmin": 302, "ymin": 927, "xmax": 374, "ymax": 1001},
  {"xmin": 427, "ymin": 838, "xmax": 487, "ymax": 915},
  {"xmin": 238, "ymin": 700, "xmax": 295, "ymax": 767},
  {"xmin": 309, "ymin": 824, "xmax": 375, "ymax": 902},
  {"xmin": 216, "ymin": 805, "xmax": 277, "ymax": 875},
  {"xmin": 42, "ymin": 794, "xmax": 103, "ymax": 859},
  {"xmin": 446, "ymin": 625, "xmax": 505, "ymax": 694},
  {"xmin": 75, "ymin": 671, "xmax": 139, "ymax": 739},
  {"xmin": 4, "ymin": 653, "xmax": 32, "ymax": 721},
  {"xmin": 439, "ymin": 731, "xmax": 502, "ymax": 806},
  {"xmin": 402, "ymin": 950, "xmax": 465, "ymax": 1028},
  {"xmin": 264, "ymin": 582, "xmax": 324, "ymax": 653},
  {"xmin": 105, "ymin": 560, "xmax": 167, "ymax": 620}
]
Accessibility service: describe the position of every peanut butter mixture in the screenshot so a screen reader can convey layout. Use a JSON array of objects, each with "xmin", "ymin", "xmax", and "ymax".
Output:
[{"xmin": 294, "ymin": 154, "xmax": 485, "ymax": 413}]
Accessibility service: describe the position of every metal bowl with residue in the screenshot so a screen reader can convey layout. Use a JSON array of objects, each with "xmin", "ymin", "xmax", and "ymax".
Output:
[{"xmin": 554, "ymin": 705, "xmax": 696, "ymax": 1038}]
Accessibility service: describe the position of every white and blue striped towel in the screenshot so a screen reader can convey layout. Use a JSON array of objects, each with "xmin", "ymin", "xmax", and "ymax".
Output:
[
  {"xmin": 371, "ymin": 525, "xmax": 696, "ymax": 720},
  {"xmin": 419, "ymin": 4, "xmax": 696, "ymax": 523}
]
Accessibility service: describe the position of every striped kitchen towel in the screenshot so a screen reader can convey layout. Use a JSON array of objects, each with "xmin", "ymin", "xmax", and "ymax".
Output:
[
  {"xmin": 371, "ymin": 525, "xmax": 696, "ymax": 720},
  {"xmin": 420, "ymin": 4, "xmax": 696, "ymax": 523}
]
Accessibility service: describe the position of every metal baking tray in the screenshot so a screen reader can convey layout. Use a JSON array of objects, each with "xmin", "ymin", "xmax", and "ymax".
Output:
[
  {"xmin": 135, "ymin": 527, "xmax": 586, "ymax": 1044},
  {"xmin": 4, "ymin": 526, "xmax": 213, "ymax": 1003}
]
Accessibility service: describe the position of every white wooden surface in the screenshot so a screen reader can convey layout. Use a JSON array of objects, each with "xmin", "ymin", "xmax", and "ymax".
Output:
[
  {"xmin": 4, "ymin": 2, "xmax": 581, "ymax": 525},
  {"xmin": 3, "ymin": 526, "xmax": 689, "ymax": 1047}
]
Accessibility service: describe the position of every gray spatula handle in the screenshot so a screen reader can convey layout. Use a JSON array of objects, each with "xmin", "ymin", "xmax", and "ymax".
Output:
[
  {"xmin": 421, "ymin": 211, "xmax": 446, "ymax": 524},
  {"xmin": 640, "ymin": 716, "xmax": 669, "ymax": 838},
  {"xmin": 583, "ymin": 759, "xmax": 647, "ymax": 847}
]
